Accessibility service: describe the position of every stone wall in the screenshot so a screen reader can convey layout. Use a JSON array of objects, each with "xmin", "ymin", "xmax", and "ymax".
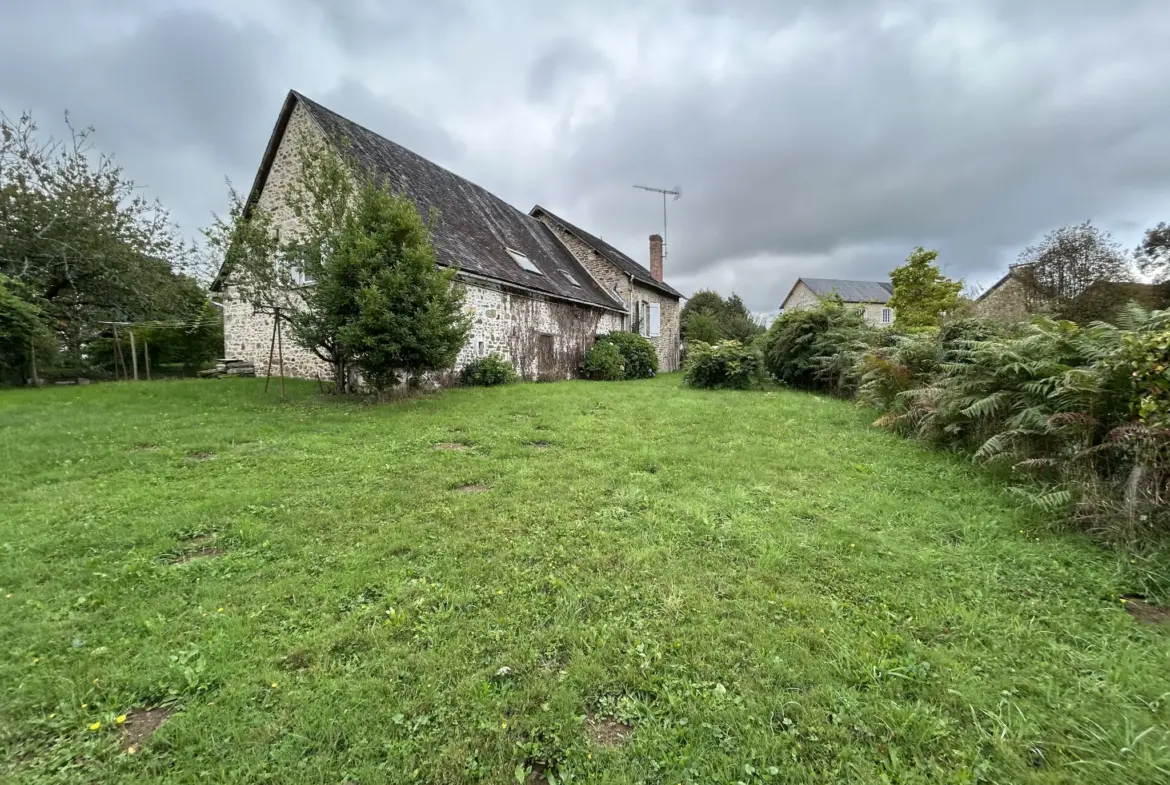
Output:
[
  {"xmin": 224, "ymin": 280, "xmax": 621, "ymax": 383},
  {"xmin": 457, "ymin": 281, "xmax": 622, "ymax": 380},
  {"xmin": 222, "ymin": 289, "xmax": 333, "ymax": 381},
  {"xmin": 221, "ymin": 101, "xmax": 623, "ymax": 383},
  {"xmin": 537, "ymin": 216, "xmax": 682, "ymax": 371},
  {"xmin": 628, "ymin": 281, "xmax": 682, "ymax": 370},
  {"xmin": 973, "ymin": 275, "xmax": 1030, "ymax": 323}
]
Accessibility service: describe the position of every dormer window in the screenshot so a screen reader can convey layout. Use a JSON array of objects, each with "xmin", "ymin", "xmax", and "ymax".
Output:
[
  {"xmin": 560, "ymin": 269, "xmax": 582, "ymax": 287},
  {"xmin": 506, "ymin": 248, "xmax": 542, "ymax": 275}
]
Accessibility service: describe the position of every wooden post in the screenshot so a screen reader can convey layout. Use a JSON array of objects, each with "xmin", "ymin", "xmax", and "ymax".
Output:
[
  {"xmin": 144, "ymin": 339, "xmax": 151, "ymax": 380},
  {"xmin": 129, "ymin": 328, "xmax": 139, "ymax": 380},
  {"xmin": 29, "ymin": 335, "xmax": 39, "ymax": 386},
  {"xmin": 112, "ymin": 325, "xmax": 124, "ymax": 381},
  {"xmin": 264, "ymin": 310, "xmax": 278, "ymax": 393},
  {"xmin": 276, "ymin": 308, "xmax": 286, "ymax": 398}
]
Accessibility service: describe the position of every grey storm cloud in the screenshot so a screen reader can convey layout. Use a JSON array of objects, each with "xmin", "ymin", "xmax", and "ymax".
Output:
[{"xmin": 3, "ymin": 0, "xmax": 1169, "ymax": 310}]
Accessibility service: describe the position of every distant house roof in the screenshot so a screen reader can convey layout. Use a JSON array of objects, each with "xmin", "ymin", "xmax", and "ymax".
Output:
[
  {"xmin": 213, "ymin": 91, "xmax": 624, "ymax": 312},
  {"xmin": 529, "ymin": 205, "xmax": 683, "ymax": 299},
  {"xmin": 788, "ymin": 278, "xmax": 894, "ymax": 305}
]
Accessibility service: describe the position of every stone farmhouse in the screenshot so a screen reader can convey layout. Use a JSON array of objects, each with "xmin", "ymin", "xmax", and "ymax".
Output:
[
  {"xmin": 780, "ymin": 278, "xmax": 896, "ymax": 327},
  {"xmin": 211, "ymin": 90, "xmax": 681, "ymax": 381}
]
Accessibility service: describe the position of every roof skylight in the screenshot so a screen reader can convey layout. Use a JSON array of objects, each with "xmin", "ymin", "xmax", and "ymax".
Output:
[{"xmin": 506, "ymin": 248, "xmax": 542, "ymax": 274}]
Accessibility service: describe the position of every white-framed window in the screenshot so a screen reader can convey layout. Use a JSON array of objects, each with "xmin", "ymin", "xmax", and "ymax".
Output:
[
  {"xmin": 560, "ymin": 269, "xmax": 582, "ymax": 287},
  {"xmin": 477, "ymin": 340, "xmax": 485, "ymax": 356},
  {"xmin": 506, "ymin": 247, "xmax": 542, "ymax": 275},
  {"xmin": 882, "ymin": 308, "xmax": 892, "ymax": 324},
  {"xmin": 648, "ymin": 302, "xmax": 661, "ymax": 337},
  {"xmin": 638, "ymin": 300, "xmax": 651, "ymax": 336},
  {"xmin": 290, "ymin": 265, "xmax": 313, "ymax": 286}
]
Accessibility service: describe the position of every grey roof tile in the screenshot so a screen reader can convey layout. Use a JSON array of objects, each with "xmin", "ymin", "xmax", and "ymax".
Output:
[
  {"xmin": 530, "ymin": 206, "xmax": 682, "ymax": 299},
  {"xmin": 799, "ymin": 278, "xmax": 893, "ymax": 304}
]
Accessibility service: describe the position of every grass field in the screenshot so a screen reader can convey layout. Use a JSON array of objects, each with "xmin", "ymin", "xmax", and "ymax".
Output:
[{"xmin": 2, "ymin": 376, "xmax": 1168, "ymax": 784}]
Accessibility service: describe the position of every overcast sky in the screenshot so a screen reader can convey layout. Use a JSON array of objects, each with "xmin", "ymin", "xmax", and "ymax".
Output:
[{"xmin": 4, "ymin": 0, "xmax": 1169, "ymax": 311}]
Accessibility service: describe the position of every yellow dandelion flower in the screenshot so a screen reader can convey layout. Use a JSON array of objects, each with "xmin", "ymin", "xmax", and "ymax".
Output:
[
  {"xmin": 217, "ymin": 607, "xmax": 224, "ymax": 613},
  {"xmin": 116, "ymin": 714, "xmax": 127, "ymax": 725},
  {"xmin": 271, "ymin": 682, "xmax": 279, "ymax": 689},
  {"xmin": 818, "ymin": 627, "xmax": 825, "ymax": 634},
  {"xmin": 81, "ymin": 703, "xmax": 88, "ymax": 709},
  {"xmin": 1121, "ymin": 598, "xmax": 1128, "ymax": 603},
  {"xmin": 127, "ymin": 745, "xmax": 137, "ymax": 755},
  {"xmin": 89, "ymin": 721, "xmax": 101, "ymax": 731},
  {"xmin": 496, "ymin": 590, "xmax": 503, "ymax": 595},
  {"xmin": 501, "ymin": 721, "xmax": 508, "ymax": 729}
]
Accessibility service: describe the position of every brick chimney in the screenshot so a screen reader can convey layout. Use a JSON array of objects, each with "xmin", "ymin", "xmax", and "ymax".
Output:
[{"xmin": 649, "ymin": 234, "xmax": 663, "ymax": 282}]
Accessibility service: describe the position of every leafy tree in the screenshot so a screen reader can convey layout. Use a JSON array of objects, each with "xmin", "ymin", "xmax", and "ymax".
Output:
[
  {"xmin": 206, "ymin": 133, "xmax": 469, "ymax": 392},
  {"xmin": 680, "ymin": 289, "xmax": 763, "ymax": 343},
  {"xmin": 332, "ymin": 184, "xmax": 470, "ymax": 391},
  {"xmin": 1014, "ymin": 222, "xmax": 1134, "ymax": 320},
  {"xmin": 683, "ymin": 312, "xmax": 723, "ymax": 345},
  {"xmin": 887, "ymin": 246, "xmax": 962, "ymax": 328},
  {"xmin": 1, "ymin": 110, "xmax": 198, "ymax": 365},
  {"xmin": 0, "ymin": 274, "xmax": 54, "ymax": 384},
  {"xmin": 1135, "ymin": 222, "xmax": 1170, "ymax": 284}
]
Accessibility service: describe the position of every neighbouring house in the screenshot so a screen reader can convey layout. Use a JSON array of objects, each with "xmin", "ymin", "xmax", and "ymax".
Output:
[
  {"xmin": 779, "ymin": 278, "xmax": 895, "ymax": 327},
  {"xmin": 974, "ymin": 265, "xmax": 1170, "ymax": 323},
  {"xmin": 211, "ymin": 90, "xmax": 682, "ymax": 381},
  {"xmin": 971, "ymin": 265, "xmax": 1031, "ymax": 323}
]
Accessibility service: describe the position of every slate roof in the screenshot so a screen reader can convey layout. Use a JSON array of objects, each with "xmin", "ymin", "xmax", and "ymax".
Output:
[
  {"xmin": 794, "ymin": 278, "xmax": 893, "ymax": 304},
  {"xmin": 214, "ymin": 91, "xmax": 624, "ymax": 312},
  {"xmin": 530, "ymin": 206, "xmax": 683, "ymax": 299}
]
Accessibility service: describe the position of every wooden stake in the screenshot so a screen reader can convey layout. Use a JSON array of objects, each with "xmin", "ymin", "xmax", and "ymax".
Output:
[
  {"xmin": 276, "ymin": 308, "xmax": 286, "ymax": 398},
  {"xmin": 29, "ymin": 335, "xmax": 39, "ymax": 386},
  {"xmin": 129, "ymin": 328, "xmax": 139, "ymax": 380},
  {"xmin": 144, "ymin": 339, "xmax": 151, "ymax": 380},
  {"xmin": 113, "ymin": 325, "xmax": 126, "ymax": 381},
  {"xmin": 264, "ymin": 311, "xmax": 278, "ymax": 393}
]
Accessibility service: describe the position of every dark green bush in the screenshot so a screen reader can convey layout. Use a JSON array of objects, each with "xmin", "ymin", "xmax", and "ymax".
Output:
[
  {"xmin": 595, "ymin": 331, "xmax": 658, "ymax": 379},
  {"xmin": 683, "ymin": 340, "xmax": 762, "ymax": 389},
  {"xmin": 459, "ymin": 353, "xmax": 518, "ymax": 386},
  {"xmin": 582, "ymin": 341, "xmax": 625, "ymax": 380},
  {"xmin": 762, "ymin": 299, "xmax": 875, "ymax": 395}
]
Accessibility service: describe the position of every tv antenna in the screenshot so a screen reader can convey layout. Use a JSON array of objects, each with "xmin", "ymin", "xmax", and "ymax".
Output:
[{"xmin": 633, "ymin": 184, "xmax": 681, "ymax": 262}]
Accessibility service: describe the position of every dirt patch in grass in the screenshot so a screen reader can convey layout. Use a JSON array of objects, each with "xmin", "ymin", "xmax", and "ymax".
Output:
[
  {"xmin": 527, "ymin": 440, "xmax": 552, "ymax": 450},
  {"xmin": 279, "ymin": 648, "xmax": 314, "ymax": 671},
  {"xmin": 173, "ymin": 547, "xmax": 225, "ymax": 564},
  {"xmin": 433, "ymin": 442, "xmax": 469, "ymax": 451},
  {"xmin": 181, "ymin": 532, "xmax": 216, "ymax": 545},
  {"xmin": 132, "ymin": 443, "xmax": 160, "ymax": 452},
  {"xmin": 1123, "ymin": 595, "xmax": 1170, "ymax": 625},
  {"xmin": 585, "ymin": 715, "xmax": 633, "ymax": 747},
  {"xmin": 454, "ymin": 483, "xmax": 489, "ymax": 493},
  {"xmin": 188, "ymin": 451, "xmax": 216, "ymax": 461},
  {"xmin": 120, "ymin": 707, "xmax": 174, "ymax": 751}
]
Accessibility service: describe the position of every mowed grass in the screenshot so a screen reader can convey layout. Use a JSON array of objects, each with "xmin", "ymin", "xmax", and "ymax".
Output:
[{"xmin": 2, "ymin": 376, "xmax": 1168, "ymax": 784}]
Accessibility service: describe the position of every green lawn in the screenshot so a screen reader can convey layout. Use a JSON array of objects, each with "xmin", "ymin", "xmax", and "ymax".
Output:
[{"xmin": 2, "ymin": 376, "xmax": 1167, "ymax": 784}]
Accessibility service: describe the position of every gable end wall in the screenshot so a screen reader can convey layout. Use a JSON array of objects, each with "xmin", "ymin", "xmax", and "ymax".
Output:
[
  {"xmin": 223, "ymin": 104, "xmax": 619, "ymax": 382},
  {"xmin": 536, "ymin": 215, "xmax": 681, "ymax": 371}
]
